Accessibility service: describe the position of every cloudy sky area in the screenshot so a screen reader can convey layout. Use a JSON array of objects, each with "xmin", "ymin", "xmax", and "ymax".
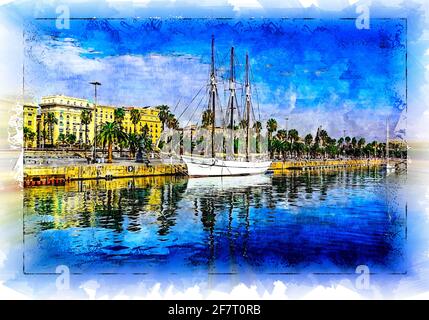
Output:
[{"xmin": 24, "ymin": 18, "xmax": 406, "ymax": 141}]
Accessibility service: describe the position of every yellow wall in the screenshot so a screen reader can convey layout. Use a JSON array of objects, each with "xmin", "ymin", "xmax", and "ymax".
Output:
[{"xmin": 36, "ymin": 95, "xmax": 162, "ymax": 146}]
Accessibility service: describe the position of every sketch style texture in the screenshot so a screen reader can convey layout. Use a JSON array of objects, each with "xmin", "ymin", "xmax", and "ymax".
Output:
[{"xmin": 22, "ymin": 18, "xmax": 407, "ymax": 277}]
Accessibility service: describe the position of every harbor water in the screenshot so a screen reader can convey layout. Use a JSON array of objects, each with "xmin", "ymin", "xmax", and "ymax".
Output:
[{"xmin": 24, "ymin": 167, "xmax": 406, "ymax": 275}]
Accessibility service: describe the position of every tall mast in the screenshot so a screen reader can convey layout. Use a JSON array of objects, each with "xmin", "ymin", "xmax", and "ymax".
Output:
[
  {"xmin": 209, "ymin": 35, "xmax": 216, "ymax": 159},
  {"xmin": 229, "ymin": 46, "xmax": 236, "ymax": 156},
  {"xmin": 245, "ymin": 53, "xmax": 251, "ymax": 161},
  {"xmin": 386, "ymin": 118, "xmax": 389, "ymax": 163}
]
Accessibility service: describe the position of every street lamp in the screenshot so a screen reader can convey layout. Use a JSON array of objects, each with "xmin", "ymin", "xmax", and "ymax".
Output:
[
  {"xmin": 90, "ymin": 81, "xmax": 101, "ymax": 163},
  {"xmin": 285, "ymin": 117, "xmax": 289, "ymax": 140}
]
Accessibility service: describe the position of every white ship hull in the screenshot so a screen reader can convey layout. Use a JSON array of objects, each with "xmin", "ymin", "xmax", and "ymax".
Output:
[{"xmin": 182, "ymin": 155, "xmax": 272, "ymax": 177}]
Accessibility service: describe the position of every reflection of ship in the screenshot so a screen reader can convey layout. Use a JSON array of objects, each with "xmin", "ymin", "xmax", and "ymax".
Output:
[
  {"xmin": 182, "ymin": 36, "xmax": 272, "ymax": 177},
  {"xmin": 185, "ymin": 173, "xmax": 271, "ymax": 193},
  {"xmin": 382, "ymin": 118, "xmax": 396, "ymax": 173}
]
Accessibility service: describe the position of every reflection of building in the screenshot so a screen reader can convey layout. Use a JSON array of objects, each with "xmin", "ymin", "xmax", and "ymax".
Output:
[{"xmin": 23, "ymin": 95, "xmax": 162, "ymax": 147}]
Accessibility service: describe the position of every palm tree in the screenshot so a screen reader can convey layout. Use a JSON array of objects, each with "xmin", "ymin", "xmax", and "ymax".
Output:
[
  {"xmin": 357, "ymin": 137, "xmax": 366, "ymax": 157},
  {"xmin": 319, "ymin": 129, "xmax": 328, "ymax": 147},
  {"xmin": 201, "ymin": 109, "xmax": 214, "ymax": 129},
  {"xmin": 239, "ymin": 119, "xmax": 248, "ymax": 130},
  {"xmin": 114, "ymin": 107, "xmax": 126, "ymax": 156},
  {"xmin": 276, "ymin": 129, "xmax": 287, "ymax": 141},
  {"xmin": 253, "ymin": 121, "xmax": 262, "ymax": 153},
  {"xmin": 166, "ymin": 113, "xmax": 179, "ymax": 129},
  {"xmin": 288, "ymin": 129, "xmax": 299, "ymax": 155},
  {"xmin": 130, "ymin": 109, "xmax": 142, "ymax": 133},
  {"xmin": 114, "ymin": 107, "xmax": 126, "ymax": 127},
  {"xmin": 157, "ymin": 105, "xmax": 170, "ymax": 131},
  {"xmin": 80, "ymin": 109, "xmax": 92, "ymax": 146},
  {"xmin": 44, "ymin": 112, "xmax": 58, "ymax": 146},
  {"xmin": 253, "ymin": 121, "xmax": 262, "ymax": 133},
  {"xmin": 304, "ymin": 133, "xmax": 313, "ymax": 159},
  {"xmin": 266, "ymin": 118, "xmax": 277, "ymax": 157},
  {"xmin": 97, "ymin": 122, "xmax": 128, "ymax": 163},
  {"xmin": 127, "ymin": 133, "xmax": 141, "ymax": 159},
  {"xmin": 23, "ymin": 127, "xmax": 35, "ymax": 148}
]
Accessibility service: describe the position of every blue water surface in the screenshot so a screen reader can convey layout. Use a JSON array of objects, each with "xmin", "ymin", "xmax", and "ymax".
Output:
[{"xmin": 23, "ymin": 168, "xmax": 406, "ymax": 275}]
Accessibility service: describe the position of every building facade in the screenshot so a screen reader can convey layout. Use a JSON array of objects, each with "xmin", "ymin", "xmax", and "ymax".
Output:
[
  {"xmin": 23, "ymin": 95, "xmax": 162, "ymax": 148},
  {"xmin": 23, "ymin": 103, "xmax": 38, "ymax": 147}
]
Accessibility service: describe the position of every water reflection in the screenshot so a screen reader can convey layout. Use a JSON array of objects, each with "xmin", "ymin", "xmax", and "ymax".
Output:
[{"xmin": 24, "ymin": 167, "xmax": 406, "ymax": 274}]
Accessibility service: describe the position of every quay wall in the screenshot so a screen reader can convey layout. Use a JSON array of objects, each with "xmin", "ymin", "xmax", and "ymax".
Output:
[
  {"xmin": 23, "ymin": 158, "xmax": 385, "ymax": 186},
  {"xmin": 24, "ymin": 163, "xmax": 187, "ymax": 186},
  {"xmin": 270, "ymin": 158, "xmax": 385, "ymax": 172}
]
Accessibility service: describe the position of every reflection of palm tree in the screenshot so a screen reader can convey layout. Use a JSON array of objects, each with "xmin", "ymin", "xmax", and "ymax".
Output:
[
  {"xmin": 200, "ymin": 196, "xmax": 216, "ymax": 269},
  {"xmin": 157, "ymin": 178, "xmax": 187, "ymax": 236}
]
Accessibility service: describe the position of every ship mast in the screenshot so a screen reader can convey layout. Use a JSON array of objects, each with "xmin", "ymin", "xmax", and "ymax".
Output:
[
  {"xmin": 386, "ymin": 118, "xmax": 389, "ymax": 164},
  {"xmin": 228, "ymin": 47, "xmax": 236, "ymax": 156},
  {"xmin": 245, "ymin": 53, "xmax": 251, "ymax": 162},
  {"xmin": 209, "ymin": 35, "xmax": 216, "ymax": 159}
]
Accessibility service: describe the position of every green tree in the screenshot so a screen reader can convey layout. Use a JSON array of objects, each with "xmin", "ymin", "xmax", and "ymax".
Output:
[
  {"xmin": 287, "ymin": 129, "xmax": 299, "ymax": 157},
  {"xmin": 80, "ymin": 109, "xmax": 92, "ymax": 146},
  {"xmin": 166, "ymin": 113, "xmax": 179, "ymax": 129},
  {"xmin": 157, "ymin": 105, "xmax": 170, "ymax": 131},
  {"xmin": 201, "ymin": 109, "xmax": 214, "ymax": 129},
  {"xmin": 304, "ymin": 133, "xmax": 313, "ymax": 158},
  {"xmin": 266, "ymin": 118, "xmax": 277, "ymax": 157},
  {"xmin": 57, "ymin": 133, "xmax": 67, "ymax": 146},
  {"xmin": 127, "ymin": 133, "xmax": 141, "ymax": 159},
  {"xmin": 23, "ymin": 127, "xmax": 36, "ymax": 148},
  {"xmin": 239, "ymin": 119, "xmax": 248, "ymax": 130},
  {"xmin": 114, "ymin": 107, "xmax": 126, "ymax": 127},
  {"xmin": 44, "ymin": 112, "xmax": 58, "ymax": 146},
  {"xmin": 97, "ymin": 122, "xmax": 128, "ymax": 163},
  {"xmin": 130, "ymin": 109, "xmax": 142, "ymax": 133},
  {"xmin": 66, "ymin": 133, "xmax": 77, "ymax": 146},
  {"xmin": 253, "ymin": 121, "xmax": 262, "ymax": 153}
]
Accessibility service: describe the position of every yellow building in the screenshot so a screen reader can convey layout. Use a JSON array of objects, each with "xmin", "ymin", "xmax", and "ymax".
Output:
[
  {"xmin": 25, "ymin": 95, "xmax": 162, "ymax": 147},
  {"xmin": 23, "ymin": 103, "xmax": 38, "ymax": 147},
  {"xmin": 122, "ymin": 106, "xmax": 161, "ymax": 144}
]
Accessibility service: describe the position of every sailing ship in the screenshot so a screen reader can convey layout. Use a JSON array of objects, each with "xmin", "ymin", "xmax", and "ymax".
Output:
[{"xmin": 182, "ymin": 36, "xmax": 272, "ymax": 177}]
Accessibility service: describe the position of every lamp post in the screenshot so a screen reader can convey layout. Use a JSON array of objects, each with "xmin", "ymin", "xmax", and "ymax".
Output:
[
  {"xmin": 285, "ymin": 117, "xmax": 289, "ymax": 140},
  {"xmin": 90, "ymin": 81, "xmax": 101, "ymax": 163}
]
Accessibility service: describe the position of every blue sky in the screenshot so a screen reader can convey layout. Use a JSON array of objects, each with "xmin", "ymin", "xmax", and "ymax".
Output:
[{"xmin": 25, "ymin": 18, "xmax": 406, "ymax": 141}]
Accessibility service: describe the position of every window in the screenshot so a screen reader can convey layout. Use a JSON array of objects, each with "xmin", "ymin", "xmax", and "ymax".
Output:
[
  {"xmin": 28, "ymin": 121, "xmax": 32, "ymax": 125},
  {"xmin": 28, "ymin": 113, "xmax": 32, "ymax": 116}
]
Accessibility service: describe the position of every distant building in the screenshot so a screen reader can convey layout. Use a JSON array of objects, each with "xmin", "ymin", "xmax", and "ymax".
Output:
[{"xmin": 23, "ymin": 95, "xmax": 162, "ymax": 147}]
